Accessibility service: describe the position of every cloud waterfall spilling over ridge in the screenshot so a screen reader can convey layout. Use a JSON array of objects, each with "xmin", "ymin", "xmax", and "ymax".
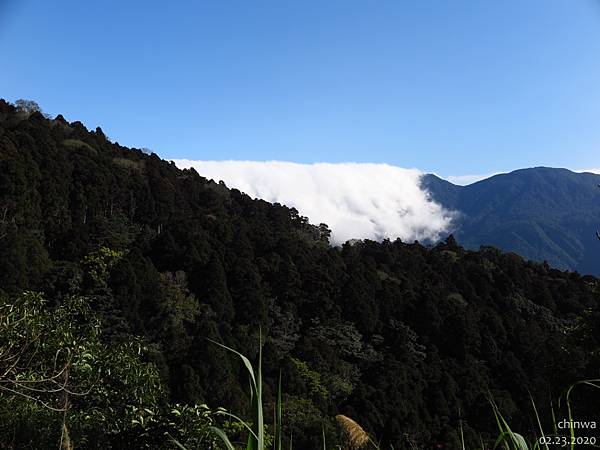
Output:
[{"xmin": 174, "ymin": 160, "xmax": 456, "ymax": 244}]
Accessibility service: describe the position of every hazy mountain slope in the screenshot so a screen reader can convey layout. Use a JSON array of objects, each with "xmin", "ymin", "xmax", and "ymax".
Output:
[{"xmin": 423, "ymin": 168, "xmax": 600, "ymax": 274}]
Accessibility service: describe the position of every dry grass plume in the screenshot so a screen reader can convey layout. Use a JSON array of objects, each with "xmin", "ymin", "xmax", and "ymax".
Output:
[{"xmin": 335, "ymin": 414, "xmax": 372, "ymax": 450}]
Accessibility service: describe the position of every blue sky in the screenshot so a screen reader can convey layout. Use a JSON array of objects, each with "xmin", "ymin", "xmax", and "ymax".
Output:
[{"xmin": 1, "ymin": 0, "xmax": 600, "ymax": 179}]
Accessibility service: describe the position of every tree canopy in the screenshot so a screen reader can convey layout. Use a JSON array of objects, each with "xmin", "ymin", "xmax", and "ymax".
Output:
[{"xmin": 1, "ymin": 98, "xmax": 600, "ymax": 449}]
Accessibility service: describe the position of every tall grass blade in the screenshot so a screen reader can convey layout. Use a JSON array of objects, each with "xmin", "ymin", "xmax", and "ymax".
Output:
[
  {"xmin": 246, "ymin": 331, "xmax": 264, "ymax": 450},
  {"xmin": 489, "ymin": 395, "xmax": 530, "ymax": 450},
  {"xmin": 564, "ymin": 383, "xmax": 576, "ymax": 450},
  {"xmin": 458, "ymin": 408, "xmax": 465, "ymax": 450},
  {"xmin": 550, "ymin": 397, "xmax": 558, "ymax": 437},
  {"xmin": 276, "ymin": 370, "xmax": 283, "ymax": 450},
  {"xmin": 490, "ymin": 398, "xmax": 510, "ymax": 450},
  {"xmin": 168, "ymin": 435, "xmax": 189, "ymax": 450},
  {"xmin": 208, "ymin": 333, "xmax": 265, "ymax": 450},
  {"xmin": 215, "ymin": 410, "xmax": 260, "ymax": 441},
  {"xmin": 210, "ymin": 426, "xmax": 237, "ymax": 450},
  {"xmin": 207, "ymin": 338, "xmax": 257, "ymax": 394},
  {"xmin": 493, "ymin": 431, "xmax": 512, "ymax": 449},
  {"xmin": 561, "ymin": 379, "xmax": 600, "ymax": 450},
  {"xmin": 493, "ymin": 431, "xmax": 529, "ymax": 450},
  {"xmin": 529, "ymin": 391, "xmax": 549, "ymax": 450},
  {"xmin": 511, "ymin": 432, "xmax": 529, "ymax": 450}
]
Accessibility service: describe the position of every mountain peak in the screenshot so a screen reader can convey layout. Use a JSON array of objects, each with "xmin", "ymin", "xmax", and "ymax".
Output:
[{"xmin": 426, "ymin": 167, "xmax": 600, "ymax": 274}]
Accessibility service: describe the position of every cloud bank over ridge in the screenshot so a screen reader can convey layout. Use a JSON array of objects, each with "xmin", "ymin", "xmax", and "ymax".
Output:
[{"xmin": 174, "ymin": 160, "xmax": 456, "ymax": 244}]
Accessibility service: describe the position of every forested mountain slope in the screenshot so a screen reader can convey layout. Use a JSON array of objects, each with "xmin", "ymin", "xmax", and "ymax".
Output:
[
  {"xmin": 423, "ymin": 168, "xmax": 600, "ymax": 275},
  {"xmin": 1, "ymin": 99, "xmax": 600, "ymax": 449}
]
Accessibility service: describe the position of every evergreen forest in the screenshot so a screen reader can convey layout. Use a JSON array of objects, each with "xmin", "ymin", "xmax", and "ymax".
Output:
[{"xmin": 1, "ymin": 99, "xmax": 600, "ymax": 449}]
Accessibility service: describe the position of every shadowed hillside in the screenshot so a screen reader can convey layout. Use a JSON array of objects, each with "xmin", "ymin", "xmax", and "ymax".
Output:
[{"xmin": 423, "ymin": 168, "xmax": 600, "ymax": 275}]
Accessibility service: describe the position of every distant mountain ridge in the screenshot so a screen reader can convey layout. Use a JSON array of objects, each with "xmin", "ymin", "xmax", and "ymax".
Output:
[{"xmin": 423, "ymin": 167, "xmax": 600, "ymax": 275}]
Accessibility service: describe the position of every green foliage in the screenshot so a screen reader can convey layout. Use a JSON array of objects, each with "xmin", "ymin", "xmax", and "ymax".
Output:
[
  {"xmin": 62, "ymin": 139, "xmax": 97, "ymax": 153},
  {"xmin": 0, "ymin": 291, "xmax": 219, "ymax": 449},
  {"xmin": 290, "ymin": 358, "xmax": 329, "ymax": 402},
  {"xmin": 83, "ymin": 246, "xmax": 124, "ymax": 285},
  {"xmin": 158, "ymin": 403, "xmax": 225, "ymax": 449},
  {"xmin": 0, "ymin": 291, "xmax": 156, "ymax": 447}
]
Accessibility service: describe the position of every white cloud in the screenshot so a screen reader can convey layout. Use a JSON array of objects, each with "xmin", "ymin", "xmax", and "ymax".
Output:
[
  {"xmin": 173, "ymin": 160, "xmax": 456, "ymax": 244},
  {"xmin": 575, "ymin": 168, "xmax": 600, "ymax": 174}
]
